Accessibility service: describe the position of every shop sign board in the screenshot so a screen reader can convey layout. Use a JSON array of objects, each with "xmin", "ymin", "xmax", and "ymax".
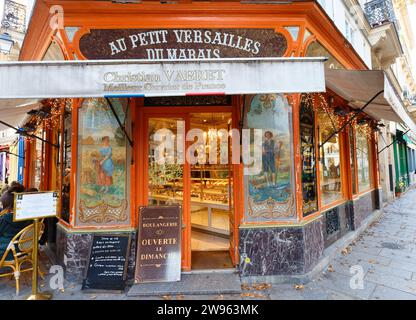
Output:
[
  {"xmin": 13, "ymin": 191, "xmax": 58, "ymax": 221},
  {"xmin": 135, "ymin": 206, "xmax": 182, "ymax": 283},
  {"xmin": 82, "ymin": 234, "xmax": 131, "ymax": 292},
  {"xmin": 0, "ymin": 58, "xmax": 326, "ymax": 99},
  {"xmin": 79, "ymin": 28, "xmax": 289, "ymax": 60}
]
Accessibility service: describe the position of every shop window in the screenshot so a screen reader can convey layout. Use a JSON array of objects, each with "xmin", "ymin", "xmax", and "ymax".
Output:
[
  {"xmin": 30, "ymin": 127, "xmax": 46, "ymax": 190},
  {"xmin": 356, "ymin": 128, "xmax": 373, "ymax": 192},
  {"xmin": 318, "ymin": 109, "xmax": 343, "ymax": 206},
  {"xmin": 305, "ymin": 41, "xmax": 345, "ymax": 70},
  {"xmin": 299, "ymin": 94, "xmax": 318, "ymax": 216},
  {"xmin": 60, "ymin": 110, "xmax": 72, "ymax": 223},
  {"xmin": 243, "ymin": 94, "xmax": 296, "ymax": 221},
  {"xmin": 76, "ymin": 98, "xmax": 131, "ymax": 226},
  {"xmin": 25, "ymin": 102, "xmax": 64, "ymax": 192},
  {"xmin": 349, "ymin": 127, "xmax": 357, "ymax": 195}
]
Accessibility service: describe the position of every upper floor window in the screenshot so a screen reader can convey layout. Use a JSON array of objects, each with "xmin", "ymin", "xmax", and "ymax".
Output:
[{"xmin": 345, "ymin": 19, "xmax": 355, "ymax": 45}]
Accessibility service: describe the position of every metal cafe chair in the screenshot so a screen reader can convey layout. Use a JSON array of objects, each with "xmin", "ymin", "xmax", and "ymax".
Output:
[{"xmin": 0, "ymin": 220, "xmax": 45, "ymax": 296}]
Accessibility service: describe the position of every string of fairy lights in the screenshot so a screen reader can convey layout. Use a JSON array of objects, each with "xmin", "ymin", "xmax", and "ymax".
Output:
[
  {"xmin": 300, "ymin": 93, "xmax": 376, "ymax": 140},
  {"xmin": 22, "ymin": 98, "xmax": 71, "ymax": 142},
  {"xmin": 19, "ymin": 95, "xmax": 376, "ymax": 144}
]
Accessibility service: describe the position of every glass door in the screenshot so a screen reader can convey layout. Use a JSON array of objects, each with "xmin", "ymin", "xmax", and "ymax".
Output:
[
  {"xmin": 146, "ymin": 116, "xmax": 191, "ymax": 269},
  {"xmin": 147, "ymin": 117, "xmax": 185, "ymax": 207},
  {"xmin": 143, "ymin": 111, "xmax": 236, "ymax": 270}
]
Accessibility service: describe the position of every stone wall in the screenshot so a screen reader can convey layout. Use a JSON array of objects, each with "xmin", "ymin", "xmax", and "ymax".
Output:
[
  {"xmin": 352, "ymin": 189, "xmax": 379, "ymax": 230},
  {"xmin": 55, "ymin": 190, "xmax": 381, "ymax": 280},
  {"xmin": 238, "ymin": 217, "xmax": 324, "ymax": 277},
  {"xmin": 56, "ymin": 224, "xmax": 136, "ymax": 283},
  {"xmin": 322, "ymin": 202, "xmax": 354, "ymax": 248}
]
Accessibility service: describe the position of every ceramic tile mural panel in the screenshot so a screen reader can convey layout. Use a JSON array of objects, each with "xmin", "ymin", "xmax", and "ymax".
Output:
[
  {"xmin": 76, "ymin": 98, "xmax": 131, "ymax": 226},
  {"xmin": 243, "ymin": 94, "xmax": 296, "ymax": 222}
]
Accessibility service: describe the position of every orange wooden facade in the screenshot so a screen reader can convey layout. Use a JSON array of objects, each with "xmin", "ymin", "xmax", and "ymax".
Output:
[{"xmin": 19, "ymin": 0, "xmax": 379, "ymax": 271}]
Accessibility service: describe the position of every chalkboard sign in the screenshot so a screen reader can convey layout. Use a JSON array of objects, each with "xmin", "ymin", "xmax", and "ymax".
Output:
[
  {"xmin": 82, "ymin": 234, "xmax": 131, "ymax": 292},
  {"xmin": 135, "ymin": 206, "xmax": 182, "ymax": 283}
]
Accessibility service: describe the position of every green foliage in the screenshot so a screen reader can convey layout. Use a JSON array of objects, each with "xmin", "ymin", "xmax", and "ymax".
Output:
[{"xmin": 395, "ymin": 176, "xmax": 406, "ymax": 193}]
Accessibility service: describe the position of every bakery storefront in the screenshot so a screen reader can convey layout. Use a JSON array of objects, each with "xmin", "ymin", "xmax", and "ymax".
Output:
[{"xmin": 15, "ymin": 0, "xmax": 384, "ymax": 282}]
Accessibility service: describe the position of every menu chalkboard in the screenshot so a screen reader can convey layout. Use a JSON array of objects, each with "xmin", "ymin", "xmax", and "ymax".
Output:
[
  {"xmin": 135, "ymin": 206, "xmax": 182, "ymax": 283},
  {"xmin": 82, "ymin": 235, "xmax": 131, "ymax": 292}
]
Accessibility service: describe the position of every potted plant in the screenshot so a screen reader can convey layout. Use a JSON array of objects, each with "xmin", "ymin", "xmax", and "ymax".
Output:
[{"xmin": 395, "ymin": 177, "xmax": 406, "ymax": 197}]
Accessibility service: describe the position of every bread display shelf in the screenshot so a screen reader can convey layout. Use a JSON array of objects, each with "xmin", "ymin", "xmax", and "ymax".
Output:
[{"xmin": 149, "ymin": 194, "xmax": 229, "ymax": 211}]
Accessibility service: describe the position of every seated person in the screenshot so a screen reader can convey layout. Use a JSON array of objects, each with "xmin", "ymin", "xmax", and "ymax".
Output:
[
  {"xmin": 0, "ymin": 183, "xmax": 30, "ymax": 260},
  {"xmin": 0, "ymin": 184, "xmax": 10, "ymax": 212}
]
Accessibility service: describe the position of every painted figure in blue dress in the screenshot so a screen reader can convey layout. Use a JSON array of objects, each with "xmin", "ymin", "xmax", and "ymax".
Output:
[{"xmin": 98, "ymin": 136, "xmax": 114, "ymax": 193}]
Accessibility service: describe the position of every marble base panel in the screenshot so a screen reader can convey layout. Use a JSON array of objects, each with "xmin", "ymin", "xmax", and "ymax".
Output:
[
  {"xmin": 239, "ymin": 218, "xmax": 324, "ymax": 277},
  {"xmin": 375, "ymin": 188, "xmax": 382, "ymax": 210},
  {"xmin": 56, "ymin": 224, "xmax": 137, "ymax": 283},
  {"xmin": 322, "ymin": 202, "xmax": 354, "ymax": 248},
  {"xmin": 352, "ymin": 190, "xmax": 379, "ymax": 230}
]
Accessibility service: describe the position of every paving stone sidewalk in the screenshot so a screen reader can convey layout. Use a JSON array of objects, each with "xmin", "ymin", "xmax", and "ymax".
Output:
[{"xmin": 1, "ymin": 188, "xmax": 416, "ymax": 300}]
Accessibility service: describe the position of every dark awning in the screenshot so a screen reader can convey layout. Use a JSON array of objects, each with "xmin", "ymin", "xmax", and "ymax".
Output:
[{"xmin": 325, "ymin": 69, "xmax": 416, "ymax": 133}]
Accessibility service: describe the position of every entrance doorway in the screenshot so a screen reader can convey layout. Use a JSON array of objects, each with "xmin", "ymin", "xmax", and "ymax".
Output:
[
  {"xmin": 189, "ymin": 112, "xmax": 234, "ymax": 270},
  {"xmin": 144, "ymin": 108, "xmax": 237, "ymax": 270}
]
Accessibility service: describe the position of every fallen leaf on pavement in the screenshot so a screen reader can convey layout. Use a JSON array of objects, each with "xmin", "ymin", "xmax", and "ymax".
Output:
[
  {"xmin": 162, "ymin": 295, "xmax": 172, "ymax": 300},
  {"xmin": 241, "ymin": 292, "xmax": 265, "ymax": 299},
  {"xmin": 341, "ymin": 247, "xmax": 351, "ymax": 256},
  {"xmin": 294, "ymin": 284, "xmax": 304, "ymax": 291},
  {"xmin": 252, "ymin": 283, "xmax": 272, "ymax": 291},
  {"xmin": 327, "ymin": 265, "xmax": 335, "ymax": 273},
  {"xmin": 241, "ymin": 284, "xmax": 251, "ymax": 291}
]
